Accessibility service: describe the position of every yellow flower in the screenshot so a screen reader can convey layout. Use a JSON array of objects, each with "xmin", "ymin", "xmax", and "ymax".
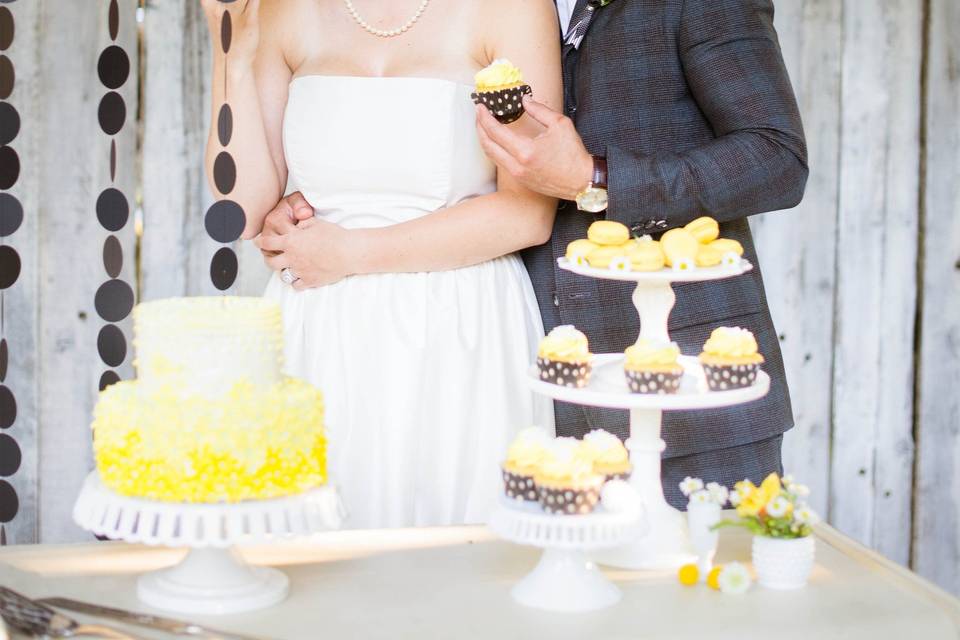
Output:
[
  {"xmin": 677, "ymin": 563, "xmax": 699, "ymax": 586},
  {"xmin": 735, "ymin": 473, "xmax": 782, "ymax": 517}
]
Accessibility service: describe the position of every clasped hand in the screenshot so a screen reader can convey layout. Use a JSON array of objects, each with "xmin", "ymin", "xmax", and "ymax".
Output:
[{"xmin": 253, "ymin": 193, "xmax": 356, "ymax": 290}]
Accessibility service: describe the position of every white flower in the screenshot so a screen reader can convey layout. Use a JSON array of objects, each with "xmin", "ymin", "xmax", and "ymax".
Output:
[
  {"xmin": 781, "ymin": 474, "xmax": 795, "ymax": 486},
  {"xmin": 679, "ymin": 476, "xmax": 704, "ymax": 497},
  {"xmin": 728, "ymin": 487, "xmax": 744, "ymax": 507},
  {"xmin": 791, "ymin": 484, "xmax": 811, "ymax": 498},
  {"xmin": 718, "ymin": 562, "xmax": 752, "ymax": 595},
  {"xmin": 672, "ymin": 257, "xmax": 695, "ymax": 272},
  {"xmin": 766, "ymin": 495, "xmax": 791, "ymax": 518},
  {"xmin": 610, "ymin": 256, "xmax": 632, "ymax": 272},
  {"xmin": 706, "ymin": 482, "xmax": 729, "ymax": 506},
  {"xmin": 721, "ymin": 252, "xmax": 739, "ymax": 267},
  {"xmin": 794, "ymin": 505, "xmax": 819, "ymax": 526},
  {"xmin": 688, "ymin": 489, "xmax": 713, "ymax": 505},
  {"xmin": 574, "ymin": 254, "xmax": 588, "ymax": 266}
]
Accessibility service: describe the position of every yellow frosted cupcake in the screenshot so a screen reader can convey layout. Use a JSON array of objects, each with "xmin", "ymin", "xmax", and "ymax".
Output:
[
  {"xmin": 699, "ymin": 327, "xmax": 765, "ymax": 391},
  {"xmin": 535, "ymin": 437, "xmax": 605, "ymax": 515},
  {"xmin": 537, "ymin": 325, "xmax": 593, "ymax": 388},
  {"xmin": 580, "ymin": 429, "xmax": 632, "ymax": 481},
  {"xmin": 471, "ymin": 59, "xmax": 532, "ymax": 124},
  {"xmin": 624, "ymin": 339, "xmax": 684, "ymax": 394},
  {"xmin": 502, "ymin": 427, "xmax": 551, "ymax": 502}
]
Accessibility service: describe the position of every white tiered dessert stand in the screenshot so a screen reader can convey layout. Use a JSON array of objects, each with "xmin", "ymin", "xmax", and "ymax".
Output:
[
  {"xmin": 488, "ymin": 490, "xmax": 645, "ymax": 612},
  {"xmin": 73, "ymin": 472, "xmax": 345, "ymax": 614},
  {"xmin": 528, "ymin": 257, "xmax": 770, "ymax": 570}
]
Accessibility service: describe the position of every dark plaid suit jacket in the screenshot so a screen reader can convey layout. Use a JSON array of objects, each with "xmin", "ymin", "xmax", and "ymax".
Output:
[{"xmin": 525, "ymin": 0, "xmax": 808, "ymax": 459}]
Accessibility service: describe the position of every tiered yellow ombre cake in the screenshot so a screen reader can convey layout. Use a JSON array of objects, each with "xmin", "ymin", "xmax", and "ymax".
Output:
[{"xmin": 91, "ymin": 297, "xmax": 327, "ymax": 503}]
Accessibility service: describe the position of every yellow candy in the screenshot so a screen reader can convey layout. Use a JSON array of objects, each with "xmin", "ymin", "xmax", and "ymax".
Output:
[
  {"xmin": 660, "ymin": 228, "xmax": 700, "ymax": 267},
  {"xmin": 678, "ymin": 563, "xmax": 700, "ymax": 586},
  {"xmin": 627, "ymin": 240, "xmax": 666, "ymax": 271},
  {"xmin": 695, "ymin": 244, "xmax": 723, "ymax": 267},
  {"xmin": 587, "ymin": 245, "xmax": 629, "ymax": 269},
  {"xmin": 587, "ymin": 220, "xmax": 631, "ymax": 246},
  {"xmin": 566, "ymin": 239, "xmax": 600, "ymax": 266},
  {"xmin": 708, "ymin": 238, "xmax": 744, "ymax": 256},
  {"xmin": 685, "ymin": 216, "xmax": 720, "ymax": 243},
  {"xmin": 707, "ymin": 566, "xmax": 723, "ymax": 590}
]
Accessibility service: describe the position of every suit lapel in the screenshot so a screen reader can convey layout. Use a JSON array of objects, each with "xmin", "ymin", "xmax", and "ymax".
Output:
[{"xmin": 564, "ymin": 0, "xmax": 599, "ymax": 49}]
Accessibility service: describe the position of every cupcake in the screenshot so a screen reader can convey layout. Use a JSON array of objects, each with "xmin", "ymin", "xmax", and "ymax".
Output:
[
  {"xmin": 699, "ymin": 327, "xmax": 765, "ymax": 391},
  {"xmin": 502, "ymin": 427, "xmax": 551, "ymax": 502},
  {"xmin": 535, "ymin": 438, "xmax": 605, "ymax": 515},
  {"xmin": 580, "ymin": 429, "xmax": 632, "ymax": 481},
  {"xmin": 471, "ymin": 59, "xmax": 532, "ymax": 124},
  {"xmin": 537, "ymin": 325, "xmax": 592, "ymax": 388},
  {"xmin": 626, "ymin": 236, "xmax": 666, "ymax": 271},
  {"xmin": 623, "ymin": 338, "xmax": 684, "ymax": 394}
]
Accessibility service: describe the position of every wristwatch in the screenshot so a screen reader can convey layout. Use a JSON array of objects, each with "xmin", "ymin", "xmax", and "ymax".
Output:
[{"xmin": 575, "ymin": 155, "xmax": 608, "ymax": 213}]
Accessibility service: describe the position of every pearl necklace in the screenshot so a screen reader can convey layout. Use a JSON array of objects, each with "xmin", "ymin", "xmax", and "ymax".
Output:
[{"xmin": 343, "ymin": 0, "xmax": 431, "ymax": 38}]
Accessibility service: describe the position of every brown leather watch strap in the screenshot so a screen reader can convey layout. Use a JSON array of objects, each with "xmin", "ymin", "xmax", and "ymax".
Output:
[{"xmin": 592, "ymin": 155, "xmax": 608, "ymax": 189}]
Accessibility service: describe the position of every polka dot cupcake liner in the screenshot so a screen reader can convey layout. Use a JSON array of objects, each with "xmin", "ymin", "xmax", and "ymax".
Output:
[
  {"xmin": 470, "ymin": 84, "xmax": 533, "ymax": 124},
  {"xmin": 502, "ymin": 467, "xmax": 538, "ymax": 502},
  {"xmin": 537, "ymin": 483, "xmax": 603, "ymax": 516},
  {"xmin": 537, "ymin": 357, "xmax": 592, "ymax": 389},
  {"xmin": 624, "ymin": 368, "xmax": 683, "ymax": 395},
  {"xmin": 601, "ymin": 469, "xmax": 633, "ymax": 483},
  {"xmin": 702, "ymin": 362, "xmax": 761, "ymax": 391}
]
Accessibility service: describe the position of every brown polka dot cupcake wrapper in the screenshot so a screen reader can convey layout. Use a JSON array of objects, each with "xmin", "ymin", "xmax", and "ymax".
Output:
[
  {"xmin": 502, "ymin": 468, "xmax": 538, "ymax": 502},
  {"xmin": 702, "ymin": 363, "xmax": 760, "ymax": 391},
  {"xmin": 471, "ymin": 84, "xmax": 533, "ymax": 124},
  {"xmin": 537, "ymin": 357, "xmax": 592, "ymax": 389},
  {"xmin": 624, "ymin": 369, "xmax": 683, "ymax": 395},
  {"xmin": 537, "ymin": 484, "xmax": 602, "ymax": 516},
  {"xmin": 603, "ymin": 470, "xmax": 633, "ymax": 483}
]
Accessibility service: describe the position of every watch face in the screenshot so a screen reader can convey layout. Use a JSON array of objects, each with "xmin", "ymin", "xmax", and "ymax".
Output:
[{"xmin": 578, "ymin": 187, "xmax": 608, "ymax": 213}]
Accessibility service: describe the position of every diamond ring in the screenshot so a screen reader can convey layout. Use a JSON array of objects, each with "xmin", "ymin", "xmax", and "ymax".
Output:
[{"xmin": 280, "ymin": 268, "xmax": 299, "ymax": 285}]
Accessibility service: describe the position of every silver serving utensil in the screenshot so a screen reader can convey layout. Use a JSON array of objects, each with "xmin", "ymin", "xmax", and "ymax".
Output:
[
  {"xmin": 38, "ymin": 598, "xmax": 267, "ymax": 640},
  {"xmin": 0, "ymin": 587, "xmax": 138, "ymax": 639}
]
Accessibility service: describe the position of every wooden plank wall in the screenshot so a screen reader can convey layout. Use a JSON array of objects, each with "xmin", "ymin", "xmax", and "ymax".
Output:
[{"xmin": 2, "ymin": 0, "xmax": 957, "ymax": 596}]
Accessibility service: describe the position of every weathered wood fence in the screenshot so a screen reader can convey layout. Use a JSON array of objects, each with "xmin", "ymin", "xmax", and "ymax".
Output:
[{"xmin": 0, "ymin": 0, "xmax": 957, "ymax": 596}]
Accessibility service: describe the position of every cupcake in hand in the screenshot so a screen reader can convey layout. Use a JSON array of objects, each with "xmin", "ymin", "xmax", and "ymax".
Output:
[
  {"xmin": 471, "ymin": 59, "xmax": 532, "ymax": 124},
  {"xmin": 699, "ymin": 327, "xmax": 764, "ymax": 391},
  {"xmin": 580, "ymin": 429, "xmax": 632, "ymax": 481},
  {"xmin": 624, "ymin": 339, "xmax": 684, "ymax": 394},
  {"xmin": 502, "ymin": 427, "xmax": 551, "ymax": 502},
  {"xmin": 536, "ymin": 438, "xmax": 605, "ymax": 515},
  {"xmin": 537, "ymin": 325, "xmax": 593, "ymax": 388}
]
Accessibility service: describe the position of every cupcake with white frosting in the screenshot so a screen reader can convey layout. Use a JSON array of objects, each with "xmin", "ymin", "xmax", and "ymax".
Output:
[
  {"xmin": 580, "ymin": 429, "xmax": 632, "ymax": 481},
  {"xmin": 536, "ymin": 325, "xmax": 593, "ymax": 389},
  {"xmin": 535, "ymin": 437, "xmax": 605, "ymax": 515},
  {"xmin": 501, "ymin": 426, "xmax": 551, "ymax": 502},
  {"xmin": 699, "ymin": 327, "xmax": 764, "ymax": 391}
]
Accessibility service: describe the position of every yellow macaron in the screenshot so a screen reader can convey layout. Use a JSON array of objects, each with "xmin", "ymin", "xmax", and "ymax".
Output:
[
  {"xmin": 587, "ymin": 245, "xmax": 630, "ymax": 269},
  {"xmin": 695, "ymin": 244, "xmax": 723, "ymax": 267},
  {"xmin": 566, "ymin": 239, "xmax": 600, "ymax": 266},
  {"xmin": 685, "ymin": 216, "xmax": 720, "ymax": 243},
  {"xmin": 627, "ymin": 239, "xmax": 666, "ymax": 271},
  {"xmin": 708, "ymin": 238, "xmax": 744, "ymax": 256},
  {"xmin": 660, "ymin": 228, "xmax": 700, "ymax": 268},
  {"xmin": 587, "ymin": 221, "xmax": 631, "ymax": 246}
]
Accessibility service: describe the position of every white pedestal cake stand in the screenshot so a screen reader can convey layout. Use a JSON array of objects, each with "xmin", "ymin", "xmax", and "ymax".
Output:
[
  {"xmin": 73, "ymin": 472, "xmax": 345, "ymax": 614},
  {"xmin": 528, "ymin": 257, "xmax": 770, "ymax": 570},
  {"xmin": 488, "ymin": 496, "xmax": 645, "ymax": 612}
]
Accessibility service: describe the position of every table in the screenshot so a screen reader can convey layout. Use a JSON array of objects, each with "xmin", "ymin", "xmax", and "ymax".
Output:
[{"xmin": 0, "ymin": 523, "xmax": 957, "ymax": 639}]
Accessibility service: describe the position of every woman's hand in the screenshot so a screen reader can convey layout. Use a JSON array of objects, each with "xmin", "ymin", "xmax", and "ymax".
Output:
[
  {"xmin": 254, "ymin": 219, "xmax": 361, "ymax": 290},
  {"xmin": 200, "ymin": 0, "xmax": 260, "ymax": 68}
]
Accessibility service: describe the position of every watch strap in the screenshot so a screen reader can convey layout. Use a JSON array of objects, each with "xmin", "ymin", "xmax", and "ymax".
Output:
[{"xmin": 591, "ymin": 155, "xmax": 608, "ymax": 190}]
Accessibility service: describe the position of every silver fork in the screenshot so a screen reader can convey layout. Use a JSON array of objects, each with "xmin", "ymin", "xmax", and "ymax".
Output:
[{"xmin": 0, "ymin": 586, "xmax": 139, "ymax": 639}]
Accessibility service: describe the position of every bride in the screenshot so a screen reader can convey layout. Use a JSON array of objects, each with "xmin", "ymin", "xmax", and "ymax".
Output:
[{"xmin": 201, "ymin": 0, "xmax": 562, "ymax": 528}]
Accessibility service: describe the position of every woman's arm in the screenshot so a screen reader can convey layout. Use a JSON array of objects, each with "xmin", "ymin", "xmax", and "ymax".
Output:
[{"xmin": 202, "ymin": 0, "xmax": 291, "ymax": 239}]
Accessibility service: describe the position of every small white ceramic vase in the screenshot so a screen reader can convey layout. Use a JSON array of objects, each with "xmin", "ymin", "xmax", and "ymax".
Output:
[
  {"xmin": 752, "ymin": 534, "xmax": 815, "ymax": 589},
  {"xmin": 686, "ymin": 501, "xmax": 721, "ymax": 578}
]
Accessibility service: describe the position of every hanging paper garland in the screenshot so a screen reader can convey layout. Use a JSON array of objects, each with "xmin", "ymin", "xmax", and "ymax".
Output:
[
  {"xmin": 0, "ymin": 0, "xmax": 21, "ymax": 541},
  {"xmin": 206, "ymin": 0, "xmax": 246, "ymax": 291}
]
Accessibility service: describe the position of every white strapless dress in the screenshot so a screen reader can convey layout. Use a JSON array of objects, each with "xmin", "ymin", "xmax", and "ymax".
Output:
[{"xmin": 265, "ymin": 76, "xmax": 554, "ymax": 528}]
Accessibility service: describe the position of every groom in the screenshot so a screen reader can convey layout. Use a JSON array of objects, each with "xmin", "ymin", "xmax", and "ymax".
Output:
[{"xmin": 475, "ymin": 0, "xmax": 807, "ymax": 507}]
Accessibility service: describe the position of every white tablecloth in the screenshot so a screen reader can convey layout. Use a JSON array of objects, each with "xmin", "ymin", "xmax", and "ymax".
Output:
[{"xmin": 0, "ymin": 524, "xmax": 957, "ymax": 639}]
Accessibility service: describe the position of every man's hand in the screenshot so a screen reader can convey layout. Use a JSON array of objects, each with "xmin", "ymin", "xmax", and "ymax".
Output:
[
  {"xmin": 254, "ymin": 217, "xmax": 358, "ymax": 290},
  {"xmin": 476, "ymin": 97, "xmax": 594, "ymax": 201},
  {"xmin": 258, "ymin": 192, "xmax": 314, "ymax": 257}
]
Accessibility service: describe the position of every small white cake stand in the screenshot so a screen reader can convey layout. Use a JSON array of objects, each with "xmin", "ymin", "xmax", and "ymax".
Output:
[
  {"xmin": 488, "ymin": 496, "xmax": 645, "ymax": 612},
  {"xmin": 73, "ymin": 472, "xmax": 345, "ymax": 615},
  {"xmin": 527, "ymin": 257, "xmax": 769, "ymax": 570}
]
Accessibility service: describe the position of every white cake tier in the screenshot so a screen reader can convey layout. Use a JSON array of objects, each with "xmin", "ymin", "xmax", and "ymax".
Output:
[{"xmin": 134, "ymin": 297, "xmax": 284, "ymax": 397}]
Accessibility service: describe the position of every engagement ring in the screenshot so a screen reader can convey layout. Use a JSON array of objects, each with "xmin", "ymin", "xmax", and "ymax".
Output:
[{"xmin": 281, "ymin": 268, "xmax": 299, "ymax": 285}]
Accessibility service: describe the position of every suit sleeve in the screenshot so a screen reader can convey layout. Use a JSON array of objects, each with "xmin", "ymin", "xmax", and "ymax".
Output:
[{"xmin": 604, "ymin": 0, "xmax": 808, "ymax": 230}]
